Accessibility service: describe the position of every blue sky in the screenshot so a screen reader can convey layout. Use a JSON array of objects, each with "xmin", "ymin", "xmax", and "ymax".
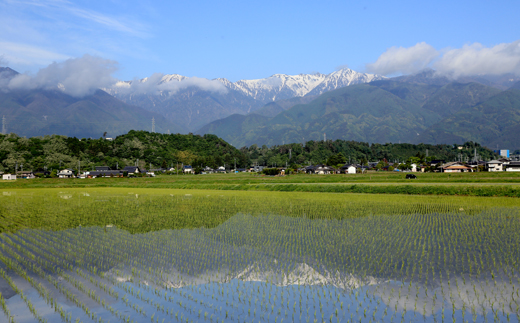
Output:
[{"xmin": 1, "ymin": 0, "xmax": 519, "ymax": 82}]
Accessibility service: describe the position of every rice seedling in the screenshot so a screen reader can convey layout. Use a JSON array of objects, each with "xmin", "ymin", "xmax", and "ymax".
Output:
[{"xmin": 0, "ymin": 188, "xmax": 518, "ymax": 322}]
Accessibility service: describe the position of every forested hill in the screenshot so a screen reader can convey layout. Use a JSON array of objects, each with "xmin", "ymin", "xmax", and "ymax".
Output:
[
  {"xmin": 240, "ymin": 140, "xmax": 499, "ymax": 167},
  {"xmin": 0, "ymin": 130, "xmax": 248, "ymax": 172},
  {"xmin": 0, "ymin": 130, "xmax": 498, "ymax": 173}
]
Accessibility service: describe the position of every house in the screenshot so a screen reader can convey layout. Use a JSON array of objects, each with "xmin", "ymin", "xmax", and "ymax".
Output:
[
  {"xmin": 215, "ymin": 166, "xmax": 226, "ymax": 173},
  {"xmin": 34, "ymin": 169, "xmax": 51, "ymax": 177},
  {"xmin": 183, "ymin": 165, "xmax": 193, "ymax": 174},
  {"xmin": 202, "ymin": 166, "xmax": 214, "ymax": 174},
  {"xmin": 340, "ymin": 164, "xmax": 357, "ymax": 174},
  {"xmin": 2, "ymin": 174, "xmax": 16, "ymax": 180},
  {"xmin": 305, "ymin": 165, "xmax": 336, "ymax": 174},
  {"xmin": 251, "ymin": 165, "xmax": 264, "ymax": 173},
  {"xmin": 123, "ymin": 166, "xmax": 142, "ymax": 176},
  {"xmin": 437, "ymin": 162, "xmax": 473, "ymax": 173},
  {"xmin": 486, "ymin": 160, "xmax": 504, "ymax": 172},
  {"xmin": 505, "ymin": 161, "xmax": 520, "ymax": 172},
  {"xmin": 16, "ymin": 171, "xmax": 36, "ymax": 179},
  {"xmin": 58, "ymin": 169, "xmax": 75, "ymax": 178}
]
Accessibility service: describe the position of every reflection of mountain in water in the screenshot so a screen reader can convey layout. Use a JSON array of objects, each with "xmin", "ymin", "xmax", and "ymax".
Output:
[{"xmin": 2, "ymin": 210, "xmax": 520, "ymax": 323}]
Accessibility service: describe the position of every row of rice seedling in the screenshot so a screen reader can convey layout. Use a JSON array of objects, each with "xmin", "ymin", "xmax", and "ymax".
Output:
[
  {"xmin": 0, "ymin": 194, "xmax": 519, "ymax": 323},
  {"xmin": 1, "ymin": 188, "xmax": 514, "ymax": 234}
]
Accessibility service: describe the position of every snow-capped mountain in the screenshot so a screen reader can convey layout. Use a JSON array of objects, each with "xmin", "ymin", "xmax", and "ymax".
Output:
[
  {"xmin": 106, "ymin": 68, "xmax": 384, "ymax": 132},
  {"xmin": 110, "ymin": 68, "xmax": 383, "ymax": 102}
]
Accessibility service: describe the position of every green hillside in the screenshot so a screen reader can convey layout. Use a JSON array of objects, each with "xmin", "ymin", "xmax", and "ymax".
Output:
[
  {"xmin": 0, "ymin": 130, "xmax": 247, "ymax": 173},
  {"xmin": 197, "ymin": 80, "xmax": 506, "ymax": 149},
  {"xmin": 0, "ymin": 89, "xmax": 186, "ymax": 138},
  {"xmin": 417, "ymin": 88, "xmax": 520, "ymax": 149}
]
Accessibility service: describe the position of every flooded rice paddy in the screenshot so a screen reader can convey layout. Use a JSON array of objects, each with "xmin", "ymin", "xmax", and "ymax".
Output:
[{"xmin": 0, "ymin": 189, "xmax": 519, "ymax": 322}]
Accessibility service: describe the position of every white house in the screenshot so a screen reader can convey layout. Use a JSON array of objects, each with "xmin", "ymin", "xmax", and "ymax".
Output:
[
  {"xmin": 505, "ymin": 161, "xmax": 520, "ymax": 172},
  {"xmin": 183, "ymin": 165, "xmax": 193, "ymax": 174},
  {"xmin": 340, "ymin": 164, "xmax": 357, "ymax": 174},
  {"xmin": 2, "ymin": 174, "xmax": 16, "ymax": 180},
  {"xmin": 486, "ymin": 160, "xmax": 504, "ymax": 172},
  {"xmin": 58, "ymin": 169, "xmax": 75, "ymax": 178}
]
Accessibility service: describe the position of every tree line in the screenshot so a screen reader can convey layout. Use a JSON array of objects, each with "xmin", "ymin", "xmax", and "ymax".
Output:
[{"xmin": 0, "ymin": 130, "xmax": 498, "ymax": 173}]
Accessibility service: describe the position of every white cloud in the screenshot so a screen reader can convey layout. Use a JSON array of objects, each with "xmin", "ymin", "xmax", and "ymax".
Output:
[
  {"xmin": 434, "ymin": 41, "xmax": 520, "ymax": 77},
  {"xmin": 7, "ymin": 54, "xmax": 118, "ymax": 97},
  {"xmin": 366, "ymin": 40, "xmax": 520, "ymax": 78},
  {"xmin": 158, "ymin": 76, "xmax": 228, "ymax": 94},
  {"xmin": 4, "ymin": 0, "xmax": 149, "ymax": 37},
  {"xmin": 116, "ymin": 73, "xmax": 228, "ymax": 95},
  {"xmin": 366, "ymin": 42, "xmax": 439, "ymax": 76}
]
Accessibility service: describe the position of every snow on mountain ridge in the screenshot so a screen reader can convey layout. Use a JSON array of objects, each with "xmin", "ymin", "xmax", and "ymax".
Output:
[{"xmin": 108, "ymin": 68, "xmax": 385, "ymax": 103}]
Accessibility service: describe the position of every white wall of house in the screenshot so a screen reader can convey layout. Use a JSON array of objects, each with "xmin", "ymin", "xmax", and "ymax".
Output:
[
  {"xmin": 347, "ymin": 166, "xmax": 356, "ymax": 174},
  {"xmin": 506, "ymin": 167, "xmax": 520, "ymax": 172},
  {"xmin": 487, "ymin": 164, "xmax": 503, "ymax": 172},
  {"xmin": 2, "ymin": 174, "xmax": 16, "ymax": 180}
]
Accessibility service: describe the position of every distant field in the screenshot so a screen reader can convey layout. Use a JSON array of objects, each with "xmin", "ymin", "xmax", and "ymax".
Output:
[{"xmin": 2, "ymin": 172, "xmax": 520, "ymax": 197}]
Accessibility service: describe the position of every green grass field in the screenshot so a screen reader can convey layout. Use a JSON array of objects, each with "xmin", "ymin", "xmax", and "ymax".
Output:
[
  {"xmin": 1, "ymin": 187, "xmax": 519, "ymax": 234},
  {"xmin": 3, "ymin": 171, "xmax": 520, "ymax": 197}
]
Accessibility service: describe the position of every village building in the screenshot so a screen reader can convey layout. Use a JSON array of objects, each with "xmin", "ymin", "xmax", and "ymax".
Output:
[
  {"xmin": 16, "ymin": 171, "xmax": 36, "ymax": 179},
  {"xmin": 2, "ymin": 174, "xmax": 16, "ymax": 180},
  {"xmin": 505, "ymin": 161, "xmax": 520, "ymax": 172},
  {"xmin": 340, "ymin": 164, "xmax": 357, "ymax": 174},
  {"xmin": 305, "ymin": 165, "xmax": 336, "ymax": 174},
  {"xmin": 122, "ymin": 166, "xmax": 142, "ymax": 176},
  {"xmin": 58, "ymin": 169, "xmax": 76, "ymax": 178},
  {"xmin": 437, "ymin": 162, "xmax": 473, "ymax": 173},
  {"xmin": 486, "ymin": 160, "xmax": 505, "ymax": 172},
  {"xmin": 182, "ymin": 165, "xmax": 193, "ymax": 174}
]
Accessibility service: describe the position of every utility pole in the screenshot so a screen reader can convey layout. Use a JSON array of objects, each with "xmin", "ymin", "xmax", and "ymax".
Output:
[
  {"xmin": 289, "ymin": 148, "xmax": 292, "ymax": 161},
  {"xmin": 234, "ymin": 158, "xmax": 236, "ymax": 174},
  {"xmin": 151, "ymin": 117, "xmax": 155, "ymax": 133},
  {"xmin": 1, "ymin": 115, "xmax": 6, "ymax": 135},
  {"xmin": 324, "ymin": 133, "xmax": 326, "ymax": 142}
]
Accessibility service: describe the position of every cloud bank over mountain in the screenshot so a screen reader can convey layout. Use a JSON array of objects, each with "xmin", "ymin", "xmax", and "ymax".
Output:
[
  {"xmin": 366, "ymin": 42, "xmax": 439, "ymax": 76},
  {"xmin": 367, "ymin": 40, "xmax": 520, "ymax": 78},
  {"xmin": 5, "ymin": 54, "xmax": 118, "ymax": 97},
  {"xmin": 114, "ymin": 73, "xmax": 228, "ymax": 95}
]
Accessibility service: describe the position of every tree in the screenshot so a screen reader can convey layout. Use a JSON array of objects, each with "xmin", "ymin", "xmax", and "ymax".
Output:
[{"xmin": 326, "ymin": 153, "xmax": 346, "ymax": 166}]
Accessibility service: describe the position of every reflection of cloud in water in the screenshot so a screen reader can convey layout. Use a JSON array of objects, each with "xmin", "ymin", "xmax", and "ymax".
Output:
[{"xmin": 2, "ymin": 210, "xmax": 520, "ymax": 323}]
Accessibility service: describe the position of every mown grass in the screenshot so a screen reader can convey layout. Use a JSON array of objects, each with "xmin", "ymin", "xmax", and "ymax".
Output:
[{"xmin": 1, "ymin": 188, "xmax": 519, "ymax": 234}]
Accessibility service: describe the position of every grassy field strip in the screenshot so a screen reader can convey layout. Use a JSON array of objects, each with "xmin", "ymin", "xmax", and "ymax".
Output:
[
  {"xmin": 250, "ymin": 182, "xmax": 520, "ymax": 186},
  {"xmin": 1, "ymin": 187, "xmax": 520, "ymax": 234}
]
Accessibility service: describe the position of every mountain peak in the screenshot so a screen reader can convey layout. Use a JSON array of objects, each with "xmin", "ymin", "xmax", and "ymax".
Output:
[{"xmin": 0, "ymin": 67, "xmax": 19, "ymax": 80}]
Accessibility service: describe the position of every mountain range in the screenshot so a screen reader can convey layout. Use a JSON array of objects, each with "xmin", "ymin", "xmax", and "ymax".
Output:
[
  {"xmin": 197, "ymin": 74, "xmax": 520, "ymax": 150},
  {"xmin": 1, "ymin": 65, "xmax": 520, "ymax": 150},
  {"xmin": 106, "ymin": 68, "xmax": 385, "ymax": 131}
]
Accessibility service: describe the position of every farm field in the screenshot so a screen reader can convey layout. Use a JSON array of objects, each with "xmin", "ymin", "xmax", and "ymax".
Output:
[
  {"xmin": 0, "ymin": 188, "xmax": 519, "ymax": 323},
  {"xmin": 2, "ymin": 172, "xmax": 520, "ymax": 197}
]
